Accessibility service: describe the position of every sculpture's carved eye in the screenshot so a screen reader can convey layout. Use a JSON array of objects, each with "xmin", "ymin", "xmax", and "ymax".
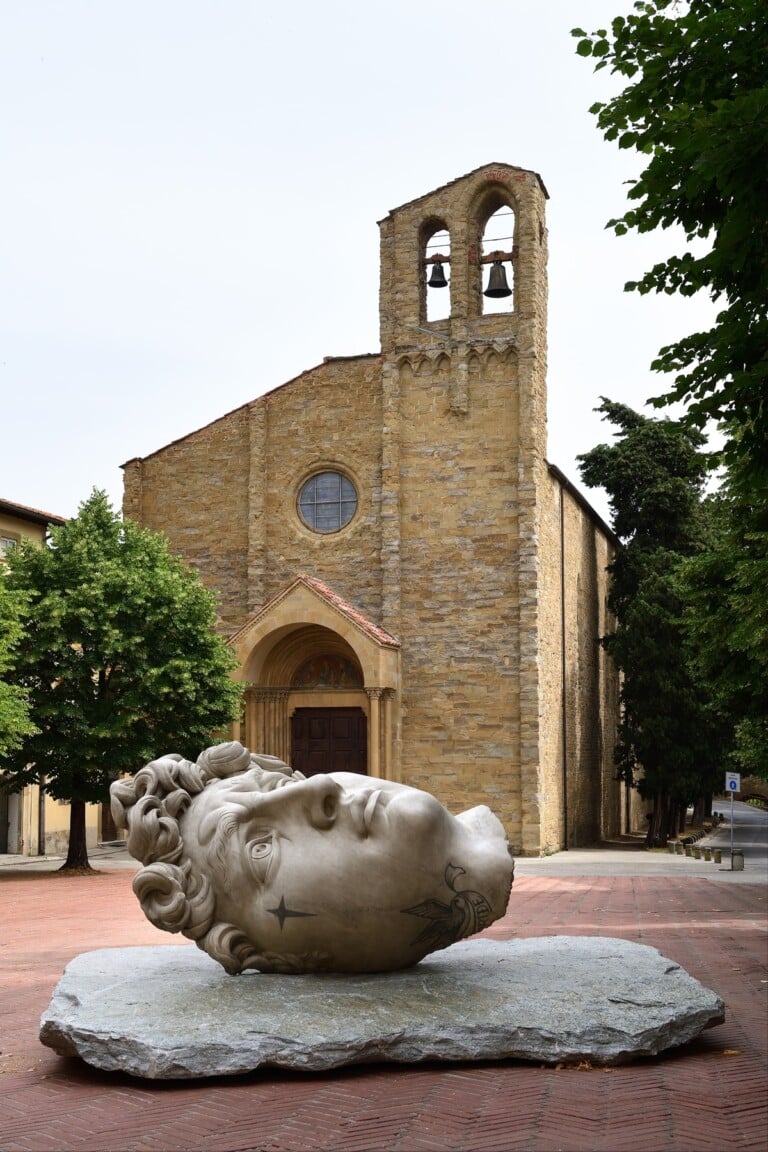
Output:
[{"xmin": 247, "ymin": 834, "xmax": 274, "ymax": 881}]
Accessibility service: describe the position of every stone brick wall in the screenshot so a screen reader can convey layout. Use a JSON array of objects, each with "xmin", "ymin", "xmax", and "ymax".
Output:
[
  {"xmin": 249, "ymin": 356, "xmax": 383, "ymax": 621},
  {"xmin": 390, "ymin": 349, "xmax": 523, "ymax": 843},
  {"xmin": 538, "ymin": 467, "xmax": 622, "ymax": 852},
  {"xmin": 123, "ymin": 406, "xmax": 251, "ymax": 634}
]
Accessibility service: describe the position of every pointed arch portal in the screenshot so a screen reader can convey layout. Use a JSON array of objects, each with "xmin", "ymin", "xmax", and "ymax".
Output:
[{"xmin": 228, "ymin": 576, "xmax": 400, "ymax": 779}]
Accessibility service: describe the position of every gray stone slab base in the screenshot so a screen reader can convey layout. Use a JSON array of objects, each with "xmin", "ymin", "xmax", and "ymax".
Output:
[{"xmin": 40, "ymin": 937, "xmax": 724, "ymax": 1079}]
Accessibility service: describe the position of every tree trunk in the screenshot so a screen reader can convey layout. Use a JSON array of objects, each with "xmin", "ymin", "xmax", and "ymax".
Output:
[
  {"xmin": 645, "ymin": 791, "xmax": 687, "ymax": 846},
  {"xmin": 645, "ymin": 791, "xmax": 668, "ymax": 847},
  {"xmin": 62, "ymin": 799, "xmax": 92, "ymax": 870},
  {"xmin": 692, "ymin": 796, "xmax": 707, "ymax": 826}
]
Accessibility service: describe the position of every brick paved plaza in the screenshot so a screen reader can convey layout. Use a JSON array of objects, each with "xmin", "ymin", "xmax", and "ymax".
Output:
[{"xmin": 1, "ymin": 855, "xmax": 766, "ymax": 1152}]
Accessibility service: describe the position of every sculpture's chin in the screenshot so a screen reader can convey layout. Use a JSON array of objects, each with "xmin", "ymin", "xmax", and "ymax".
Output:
[
  {"xmin": 456, "ymin": 803, "xmax": 515, "ymax": 911},
  {"xmin": 456, "ymin": 803, "xmax": 508, "ymax": 841}
]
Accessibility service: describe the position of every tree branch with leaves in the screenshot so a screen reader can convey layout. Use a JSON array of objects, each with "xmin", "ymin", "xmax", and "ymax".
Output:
[
  {"xmin": 573, "ymin": 0, "xmax": 768, "ymax": 483},
  {"xmin": 579, "ymin": 400, "xmax": 730, "ymax": 844},
  {"xmin": 1, "ymin": 491, "xmax": 242, "ymax": 869}
]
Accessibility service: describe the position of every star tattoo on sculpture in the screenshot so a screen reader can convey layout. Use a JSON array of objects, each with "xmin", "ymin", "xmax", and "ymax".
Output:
[{"xmin": 267, "ymin": 896, "xmax": 317, "ymax": 930}]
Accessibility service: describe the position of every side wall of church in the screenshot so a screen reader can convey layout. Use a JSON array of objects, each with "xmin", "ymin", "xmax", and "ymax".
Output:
[{"xmin": 538, "ymin": 470, "xmax": 620, "ymax": 851}]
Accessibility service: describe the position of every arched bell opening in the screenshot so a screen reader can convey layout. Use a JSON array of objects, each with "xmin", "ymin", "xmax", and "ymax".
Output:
[
  {"xmin": 421, "ymin": 217, "xmax": 451, "ymax": 324},
  {"xmin": 477, "ymin": 193, "xmax": 516, "ymax": 316}
]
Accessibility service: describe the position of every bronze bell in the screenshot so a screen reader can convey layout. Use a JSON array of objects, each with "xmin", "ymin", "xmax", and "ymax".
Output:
[
  {"xmin": 427, "ymin": 261, "xmax": 448, "ymax": 288},
  {"xmin": 483, "ymin": 259, "xmax": 512, "ymax": 298}
]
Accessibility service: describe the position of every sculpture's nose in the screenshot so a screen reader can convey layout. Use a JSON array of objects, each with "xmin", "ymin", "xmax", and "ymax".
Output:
[{"xmin": 300, "ymin": 775, "xmax": 342, "ymax": 829}]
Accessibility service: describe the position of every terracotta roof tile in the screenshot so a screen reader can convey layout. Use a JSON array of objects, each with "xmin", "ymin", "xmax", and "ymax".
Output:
[
  {"xmin": 299, "ymin": 575, "xmax": 400, "ymax": 647},
  {"xmin": 0, "ymin": 498, "xmax": 67, "ymax": 526},
  {"xmin": 229, "ymin": 574, "xmax": 400, "ymax": 649}
]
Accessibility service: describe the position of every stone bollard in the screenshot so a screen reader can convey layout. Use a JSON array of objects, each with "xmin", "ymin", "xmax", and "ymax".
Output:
[
  {"xmin": 693, "ymin": 846, "xmax": 702, "ymax": 859},
  {"xmin": 684, "ymin": 845, "xmax": 693, "ymax": 857},
  {"xmin": 731, "ymin": 849, "xmax": 744, "ymax": 871},
  {"xmin": 668, "ymin": 841, "xmax": 676, "ymax": 854},
  {"xmin": 704, "ymin": 847, "xmax": 712, "ymax": 861},
  {"xmin": 676, "ymin": 842, "xmax": 685, "ymax": 855},
  {"xmin": 713, "ymin": 849, "xmax": 722, "ymax": 864}
]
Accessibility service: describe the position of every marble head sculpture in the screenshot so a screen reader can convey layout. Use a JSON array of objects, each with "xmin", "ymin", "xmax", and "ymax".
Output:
[{"xmin": 110, "ymin": 741, "xmax": 514, "ymax": 975}]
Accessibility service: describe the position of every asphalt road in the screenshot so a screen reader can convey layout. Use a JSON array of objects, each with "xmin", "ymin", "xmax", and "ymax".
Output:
[
  {"xmin": 515, "ymin": 799, "xmax": 768, "ymax": 883},
  {"xmin": 711, "ymin": 796, "xmax": 768, "ymax": 870}
]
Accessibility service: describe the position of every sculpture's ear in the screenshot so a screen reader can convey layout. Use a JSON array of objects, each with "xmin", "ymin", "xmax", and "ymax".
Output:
[{"xmin": 132, "ymin": 862, "xmax": 214, "ymax": 939}]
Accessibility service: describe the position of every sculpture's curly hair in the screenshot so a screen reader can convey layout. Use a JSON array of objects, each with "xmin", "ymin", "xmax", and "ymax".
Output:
[{"xmin": 110, "ymin": 742, "xmax": 331, "ymax": 975}]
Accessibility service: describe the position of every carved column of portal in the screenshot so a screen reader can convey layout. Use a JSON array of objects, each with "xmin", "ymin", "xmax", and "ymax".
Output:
[
  {"xmin": 247, "ymin": 689, "xmax": 289, "ymax": 760},
  {"xmin": 244, "ymin": 688, "xmax": 258, "ymax": 750},
  {"xmin": 366, "ymin": 688, "xmax": 383, "ymax": 777},
  {"xmin": 382, "ymin": 688, "xmax": 394, "ymax": 781},
  {"xmin": 275, "ymin": 692, "xmax": 289, "ymax": 763}
]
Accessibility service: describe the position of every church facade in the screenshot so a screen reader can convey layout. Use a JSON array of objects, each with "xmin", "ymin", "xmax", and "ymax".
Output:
[{"xmin": 122, "ymin": 162, "xmax": 631, "ymax": 855}]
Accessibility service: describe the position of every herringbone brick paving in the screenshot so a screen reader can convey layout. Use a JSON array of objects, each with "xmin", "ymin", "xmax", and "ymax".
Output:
[{"xmin": 1, "ymin": 869, "xmax": 765, "ymax": 1152}]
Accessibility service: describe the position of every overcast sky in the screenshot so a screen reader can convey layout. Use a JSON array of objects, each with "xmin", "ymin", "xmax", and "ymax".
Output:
[{"xmin": 1, "ymin": 0, "xmax": 715, "ymax": 526}]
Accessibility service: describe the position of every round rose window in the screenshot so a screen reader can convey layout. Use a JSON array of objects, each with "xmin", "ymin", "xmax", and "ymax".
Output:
[{"xmin": 298, "ymin": 471, "xmax": 357, "ymax": 533}]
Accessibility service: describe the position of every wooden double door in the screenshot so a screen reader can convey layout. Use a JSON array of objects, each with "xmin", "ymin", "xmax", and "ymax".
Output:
[{"xmin": 290, "ymin": 707, "xmax": 367, "ymax": 777}]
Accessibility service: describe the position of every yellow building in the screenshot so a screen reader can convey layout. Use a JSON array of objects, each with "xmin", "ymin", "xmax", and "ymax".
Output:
[
  {"xmin": 0, "ymin": 498, "xmax": 103, "ymax": 856},
  {"xmin": 123, "ymin": 163, "xmax": 641, "ymax": 854}
]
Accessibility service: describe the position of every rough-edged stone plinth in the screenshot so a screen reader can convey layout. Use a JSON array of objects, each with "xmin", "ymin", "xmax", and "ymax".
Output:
[{"xmin": 40, "ymin": 937, "xmax": 724, "ymax": 1079}]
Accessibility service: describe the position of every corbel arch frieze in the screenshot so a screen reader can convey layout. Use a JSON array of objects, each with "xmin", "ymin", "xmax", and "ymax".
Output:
[
  {"xmin": 482, "ymin": 345, "xmax": 519, "ymax": 376},
  {"xmin": 395, "ymin": 350, "xmax": 453, "ymax": 379}
]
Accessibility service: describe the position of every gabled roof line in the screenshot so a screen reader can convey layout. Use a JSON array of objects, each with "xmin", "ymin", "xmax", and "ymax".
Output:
[
  {"xmin": 228, "ymin": 574, "xmax": 401, "ymax": 649},
  {"xmin": 547, "ymin": 462, "xmax": 618, "ymax": 546},
  {"xmin": 121, "ymin": 354, "xmax": 381, "ymax": 468},
  {"xmin": 0, "ymin": 498, "xmax": 67, "ymax": 527},
  {"xmin": 379, "ymin": 160, "xmax": 549, "ymax": 223}
]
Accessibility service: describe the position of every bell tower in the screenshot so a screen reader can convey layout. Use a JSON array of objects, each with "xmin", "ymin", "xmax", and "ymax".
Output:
[
  {"xmin": 376, "ymin": 163, "xmax": 550, "ymax": 853},
  {"xmin": 379, "ymin": 162, "xmax": 548, "ymax": 371}
]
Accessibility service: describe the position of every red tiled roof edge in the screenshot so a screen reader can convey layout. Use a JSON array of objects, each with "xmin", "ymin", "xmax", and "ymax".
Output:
[
  {"xmin": 229, "ymin": 574, "xmax": 400, "ymax": 649},
  {"xmin": 0, "ymin": 498, "xmax": 67, "ymax": 526},
  {"xmin": 299, "ymin": 575, "xmax": 400, "ymax": 647}
]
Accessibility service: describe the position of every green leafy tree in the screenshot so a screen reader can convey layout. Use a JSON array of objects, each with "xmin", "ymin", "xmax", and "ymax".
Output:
[
  {"xmin": 578, "ymin": 400, "xmax": 729, "ymax": 845},
  {"xmin": 2, "ymin": 490, "xmax": 242, "ymax": 869},
  {"xmin": 0, "ymin": 575, "xmax": 36, "ymax": 756},
  {"xmin": 680, "ymin": 462, "xmax": 768, "ymax": 778},
  {"xmin": 573, "ymin": 1, "xmax": 768, "ymax": 484}
]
